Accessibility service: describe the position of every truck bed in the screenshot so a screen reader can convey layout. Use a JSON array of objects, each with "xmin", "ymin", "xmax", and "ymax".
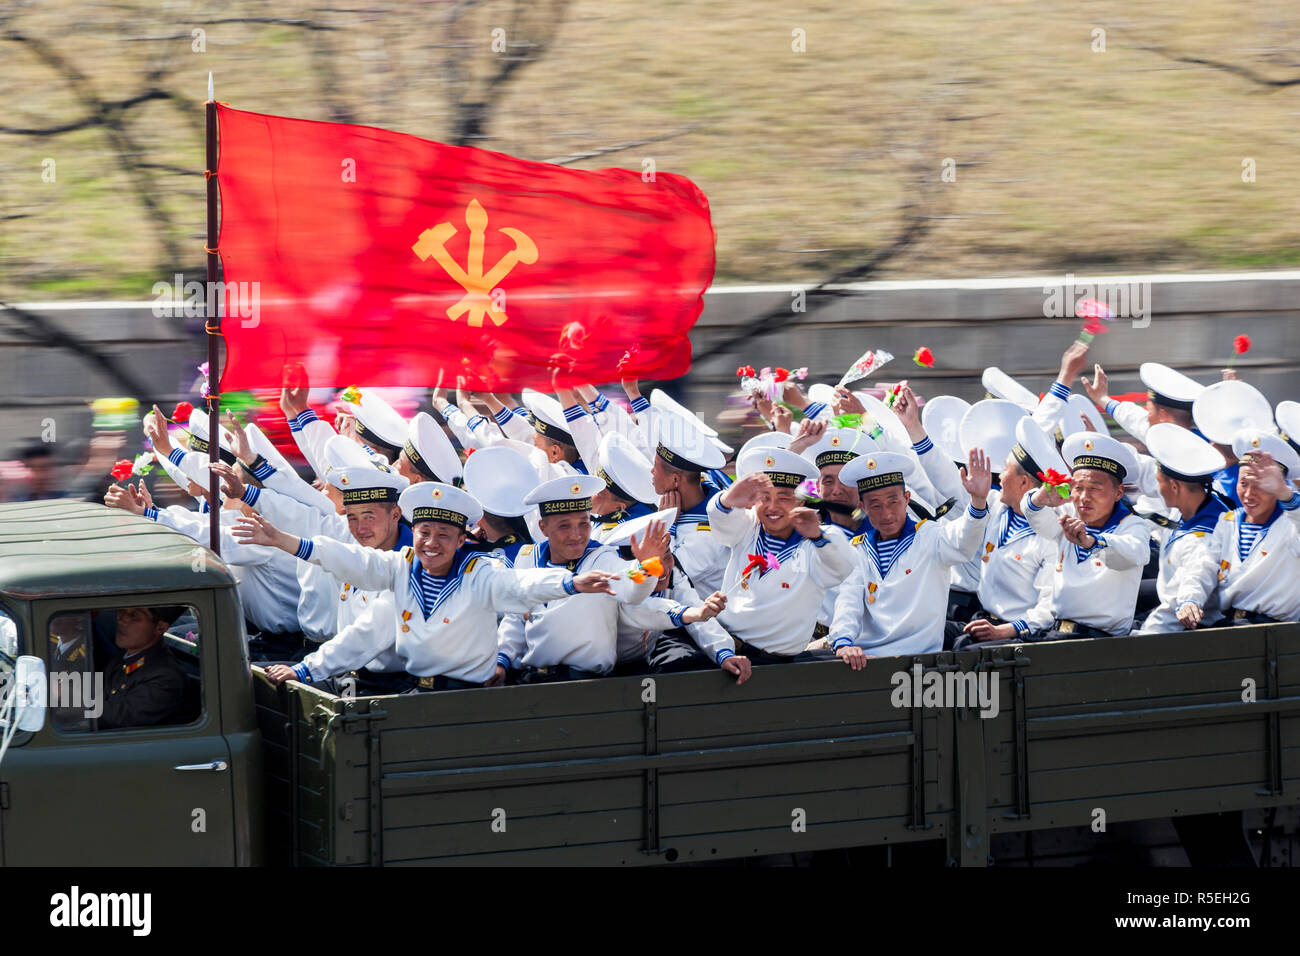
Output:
[{"xmin": 252, "ymin": 622, "xmax": 1300, "ymax": 866}]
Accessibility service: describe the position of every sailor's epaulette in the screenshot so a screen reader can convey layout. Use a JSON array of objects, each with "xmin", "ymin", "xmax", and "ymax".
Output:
[
  {"xmin": 695, "ymin": 522, "xmax": 710, "ymax": 532},
  {"xmin": 519, "ymin": 544, "xmax": 535, "ymax": 556},
  {"xmin": 915, "ymin": 518, "xmax": 929, "ymax": 530},
  {"xmin": 403, "ymin": 546, "xmax": 415, "ymax": 563},
  {"xmin": 1221, "ymin": 512, "xmax": 1236, "ymax": 522},
  {"xmin": 600, "ymin": 522, "xmax": 619, "ymax": 531},
  {"xmin": 465, "ymin": 556, "xmax": 480, "ymax": 574},
  {"xmin": 850, "ymin": 534, "xmax": 865, "ymax": 546}
]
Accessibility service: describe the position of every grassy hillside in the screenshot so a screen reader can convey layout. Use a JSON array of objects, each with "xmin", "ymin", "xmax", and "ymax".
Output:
[{"xmin": 3, "ymin": 0, "xmax": 1300, "ymax": 299}]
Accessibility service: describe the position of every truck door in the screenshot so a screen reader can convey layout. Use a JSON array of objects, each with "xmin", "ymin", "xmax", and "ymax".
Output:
[{"xmin": 0, "ymin": 594, "xmax": 237, "ymax": 865}]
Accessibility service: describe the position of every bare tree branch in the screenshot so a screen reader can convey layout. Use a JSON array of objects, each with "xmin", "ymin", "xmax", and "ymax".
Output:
[
  {"xmin": 543, "ymin": 125, "xmax": 703, "ymax": 166},
  {"xmin": 1141, "ymin": 44, "xmax": 1300, "ymax": 88}
]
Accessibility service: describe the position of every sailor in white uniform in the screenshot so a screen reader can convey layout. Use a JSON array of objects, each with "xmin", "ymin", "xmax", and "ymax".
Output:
[
  {"xmin": 221, "ymin": 437, "xmax": 411, "ymax": 677},
  {"xmin": 1194, "ymin": 380, "xmax": 1278, "ymax": 509},
  {"xmin": 394, "ymin": 410, "xmax": 464, "ymax": 487},
  {"xmin": 238, "ymin": 483, "xmax": 618, "ymax": 690},
  {"xmin": 599, "ymin": 509, "xmax": 750, "ymax": 682},
  {"xmin": 708, "ymin": 447, "xmax": 856, "ymax": 662},
  {"xmin": 829, "ymin": 447, "xmax": 992, "ymax": 663},
  {"xmin": 495, "ymin": 475, "xmax": 662, "ymax": 681},
  {"xmin": 1134, "ymin": 424, "xmax": 1230, "ymax": 632},
  {"xmin": 650, "ymin": 409, "xmax": 732, "ymax": 597},
  {"xmin": 461, "ymin": 444, "xmax": 539, "ymax": 565},
  {"xmin": 1194, "ymin": 431, "xmax": 1300, "ymax": 626},
  {"xmin": 589, "ymin": 431, "xmax": 658, "ymax": 540},
  {"xmin": 1022, "ymin": 432, "xmax": 1154, "ymax": 639},
  {"xmin": 956, "ymin": 416, "xmax": 1063, "ymax": 647},
  {"xmin": 521, "ymin": 391, "xmax": 589, "ymax": 480}
]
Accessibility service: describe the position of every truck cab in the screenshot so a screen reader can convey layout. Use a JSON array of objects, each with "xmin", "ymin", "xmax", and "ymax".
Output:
[{"xmin": 0, "ymin": 500, "xmax": 263, "ymax": 865}]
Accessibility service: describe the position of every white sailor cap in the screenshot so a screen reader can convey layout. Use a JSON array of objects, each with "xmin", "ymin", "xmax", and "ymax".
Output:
[
  {"xmin": 328, "ymin": 464, "xmax": 409, "ymax": 505},
  {"xmin": 920, "ymin": 395, "xmax": 971, "ymax": 464},
  {"xmin": 839, "ymin": 451, "xmax": 915, "ymax": 496},
  {"xmin": 600, "ymin": 507, "xmax": 679, "ymax": 549},
  {"xmin": 597, "ymin": 432, "xmax": 657, "ymax": 505},
  {"xmin": 859, "ymin": 393, "xmax": 911, "ymax": 452},
  {"xmin": 1233, "ymin": 428, "xmax": 1300, "ymax": 477},
  {"xmin": 244, "ymin": 421, "xmax": 295, "ymax": 475},
  {"xmin": 1145, "ymin": 423, "xmax": 1226, "ymax": 483},
  {"xmin": 1055, "ymin": 394, "xmax": 1107, "ymax": 443},
  {"xmin": 185, "ymin": 409, "xmax": 238, "ymax": 465},
  {"xmin": 462, "ymin": 445, "xmax": 540, "ymax": 517},
  {"xmin": 1011, "ymin": 417, "xmax": 1068, "ymax": 481},
  {"xmin": 959, "ymin": 399, "xmax": 1028, "ymax": 472},
  {"xmin": 801, "ymin": 426, "xmax": 878, "ymax": 471},
  {"xmin": 650, "ymin": 388, "xmax": 718, "ymax": 437},
  {"xmin": 340, "ymin": 388, "xmax": 408, "ymax": 457},
  {"xmin": 1060, "ymin": 432, "xmax": 1138, "ymax": 483},
  {"xmin": 982, "ymin": 367, "xmax": 1039, "ymax": 412},
  {"xmin": 403, "ymin": 411, "xmax": 462, "ymax": 484},
  {"xmin": 1193, "ymin": 380, "xmax": 1276, "ymax": 445},
  {"xmin": 736, "ymin": 446, "xmax": 818, "ymax": 489},
  {"xmin": 323, "ymin": 434, "xmax": 386, "ymax": 475},
  {"xmin": 651, "ymin": 409, "xmax": 725, "ymax": 472},
  {"xmin": 807, "ymin": 383, "xmax": 836, "ymax": 407},
  {"xmin": 1274, "ymin": 400, "xmax": 1300, "ymax": 454},
  {"xmin": 735, "ymin": 431, "xmax": 793, "ymax": 478},
  {"xmin": 1140, "ymin": 362, "xmax": 1205, "ymax": 412},
  {"xmin": 708, "ymin": 435, "xmax": 735, "ymax": 456},
  {"xmin": 399, "ymin": 481, "xmax": 482, "ymax": 530},
  {"xmin": 521, "ymin": 390, "xmax": 575, "ymax": 447},
  {"xmin": 524, "ymin": 473, "xmax": 605, "ymax": 516}
]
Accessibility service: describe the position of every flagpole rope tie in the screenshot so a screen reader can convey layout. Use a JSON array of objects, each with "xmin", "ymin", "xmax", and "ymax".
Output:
[{"xmin": 204, "ymin": 245, "xmax": 218, "ymax": 254}]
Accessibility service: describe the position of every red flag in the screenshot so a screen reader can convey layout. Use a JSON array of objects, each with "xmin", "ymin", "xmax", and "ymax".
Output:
[{"xmin": 214, "ymin": 106, "xmax": 716, "ymax": 391}]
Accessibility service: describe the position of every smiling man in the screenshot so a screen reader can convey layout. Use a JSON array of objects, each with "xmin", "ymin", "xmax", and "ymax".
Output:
[
  {"xmin": 708, "ymin": 446, "xmax": 855, "ymax": 664},
  {"xmin": 1023, "ymin": 432, "xmax": 1154, "ymax": 639},
  {"xmin": 237, "ymin": 483, "xmax": 618, "ymax": 691},
  {"xmin": 495, "ymin": 474, "xmax": 664, "ymax": 682},
  {"xmin": 829, "ymin": 446, "xmax": 992, "ymax": 663}
]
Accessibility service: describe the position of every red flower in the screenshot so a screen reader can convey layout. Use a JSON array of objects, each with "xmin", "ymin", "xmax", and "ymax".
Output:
[
  {"xmin": 912, "ymin": 346, "xmax": 935, "ymax": 368},
  {"xmin": 171, "ymin": 401, "xmax": 194, "ymax": 422},
  {"xmin": 464, "ymin": 447, "xmax": 476, "ymax": 458},
  {"xmin": 1234, "ymin": 334, "xmax": 1251, "ymax": 355},
  {"xmin": 773, "ymin": 368, "xmax": 790, "ymax": 383},
  {"xmin": 1037, "ymin": 469, "xmax": 1071, "ymax": 486},
  {"xmin": 736, "ymin": 365, "xmax": 756, "ymax": 378},
  {"xmin": 110, "ymin": 459, "xmax": 134, "ymax": 482},
  {"xmin": 1075, "ymin": 298, "xmax": 1113, "ymax": 321}
]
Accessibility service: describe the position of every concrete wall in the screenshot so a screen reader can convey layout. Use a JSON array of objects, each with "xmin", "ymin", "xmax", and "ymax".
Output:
[{"xmin": 5, "ymin": 270, "xmax": 1299, "ymax": 460}]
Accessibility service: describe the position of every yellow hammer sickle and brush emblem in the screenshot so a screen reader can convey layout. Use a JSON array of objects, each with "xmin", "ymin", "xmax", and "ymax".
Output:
[{"xmin": 412, "ymin": 198, "xmax": 539, "ymax": 328}]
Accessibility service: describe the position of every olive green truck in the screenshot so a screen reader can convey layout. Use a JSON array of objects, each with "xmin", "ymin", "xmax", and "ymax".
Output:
[{"xmin": 1, "ymin": 500, "xmax": 1297, "ymax": 866}]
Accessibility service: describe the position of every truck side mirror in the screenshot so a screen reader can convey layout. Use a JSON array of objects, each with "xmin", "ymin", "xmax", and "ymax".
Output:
[{"xmin": 13, "ymin": 655, "xmax": 47, "ymax": 733}]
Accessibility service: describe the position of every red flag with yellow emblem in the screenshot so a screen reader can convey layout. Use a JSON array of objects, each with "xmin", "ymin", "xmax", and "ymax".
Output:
[{"xmin": 213, "ymin": 105, "xmax": 715, "ymax": 391}]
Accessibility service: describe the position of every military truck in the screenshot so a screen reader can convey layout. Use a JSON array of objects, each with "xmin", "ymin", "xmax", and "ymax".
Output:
[{"xmin": 1, "ymin": 499, "xmax": 1297, "ymax": 866}]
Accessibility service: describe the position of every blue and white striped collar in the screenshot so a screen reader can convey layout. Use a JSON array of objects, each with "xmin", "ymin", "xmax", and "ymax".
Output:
[
  {"xmin": 536, "ymin": 538, "xmax": 602, "ymax": 570},
  {"xmin": 1168, "ymin": 495, "xmax": 1228, "ymax": 546}
]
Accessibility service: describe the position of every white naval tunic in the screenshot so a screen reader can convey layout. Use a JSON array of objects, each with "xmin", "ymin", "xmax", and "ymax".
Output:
[
  {"xmin": 1138, "ymin": 496, "xmax": 1229, "ymax": 632},
  {"xmin": 1023, "ymin": 496, "xmax": 1152, "ymax": 635},
  {"xmin": 974, "ymin": 491, "xmax": 1055, "ymax": 635},
  {"xmin": 829, "ymin": 504, "xmax": 989, "ymax": 657},
  {"xmin": 706, "ymin": 493, "xmax": 855, "ymax": 657},
  {"xmin": 297, "ymin": 537, "xmax": 575, "ymax": 683},
  {"xmin": 147, "ymin": 505, "xmax": 302, "ymax": 635},
  {"xmin": 616, "ymin": 572, "xmax": 736, "ymax": 666},
  {"xmin": 1200, "ymin": 495, "xmax": 1300, "ymax": 622},
  {"xmin": 246, "ymin": 484, "xmax": 405, "ymax": 672},
  {"xmin": 670, "ymin": 501, "xmax": 730, "ymax": 597},
  {"xmin": 497, "ymin": 541, "xmax": 656, "ymax": 674}
]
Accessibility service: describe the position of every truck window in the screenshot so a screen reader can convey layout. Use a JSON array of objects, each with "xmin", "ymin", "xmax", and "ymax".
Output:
[{"xmin": 48, "ymin": 605, "xmax": 202, "ymax": 733}]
